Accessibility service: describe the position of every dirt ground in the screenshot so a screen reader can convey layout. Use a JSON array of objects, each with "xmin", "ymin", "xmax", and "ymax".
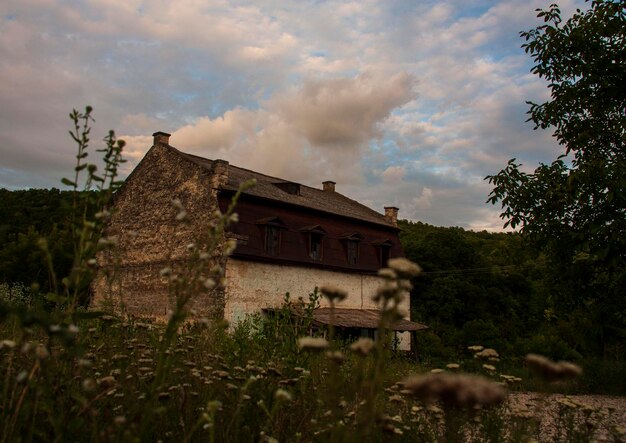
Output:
[{"xmin": 507, "ymin": 392, "xmax": 626, "ymax": 442}]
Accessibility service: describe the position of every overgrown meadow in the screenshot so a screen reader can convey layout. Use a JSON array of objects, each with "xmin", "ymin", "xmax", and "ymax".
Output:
[{"xmin": 1, "ymin": 109, "xmax": 624, "ymax": 442}]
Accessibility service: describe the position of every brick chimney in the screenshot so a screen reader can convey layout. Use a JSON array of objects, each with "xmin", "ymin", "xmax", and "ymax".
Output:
[
  {"xmin": 322, "ymin": 181, "xmax": 336, "ymax": 192},
  {"xmin": 153, "ymin": 131, "xmax": 171, "ymax": 146},
  {"xmin": 384, "ymin": 206, "xmax": 399, "ymax": 226}
]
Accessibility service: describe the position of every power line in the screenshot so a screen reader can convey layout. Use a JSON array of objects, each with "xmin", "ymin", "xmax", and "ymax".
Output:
[{"xmin": 419, "ymin": 263, "xmax": 533, "ymax": 276}]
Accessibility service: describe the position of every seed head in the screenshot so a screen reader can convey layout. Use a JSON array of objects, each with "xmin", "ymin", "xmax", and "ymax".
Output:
[
  {"xmin": 350, "ymin": 337, "xmax": 375, "ymax": 356},
  {"xmin": 274, "ymin": 388, "xmax": 292, "ymax": 402},
  {"xmin": 474, "ymin": 348, "xmax": 499, "ymax": 360},
  {"xmin": 377, "ymin": 268, "xmax": 398, "ymax": 280},
  {"xmin": 35, "ymin": 344, "xmax": 50, "ymax": 360},
  {"xmin": 525, "ymin": 354, "xmax": 582, "ymax": 381},
  {"xmin": 402, "ymin": 372, "xmax": 507, "ymax": 409},
  {"xmin": 387, "ymin": 258, "xmax": 422, "ymax": 278},
  {"xmin": 297, "ymin": 337, "xmax": 329, "ymax": 351}
]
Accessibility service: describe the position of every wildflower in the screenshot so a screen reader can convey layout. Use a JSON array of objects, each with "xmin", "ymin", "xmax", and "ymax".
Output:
[
  {"xmin": 524, "ymin": 354, "xmax": 582, "ymax": 381},
  {"xmin": 16, "ymin": 371, "xmax": 28, "ymax": 383},
  {"xmin": 474, "ymin": 348, "xmax": 499, "ymax": 359},
  {"xmin": 77, "ymin": 358, "xmax": 92, "ymax": 367},
  {"xmin": 172, "ymin": 198, "xmax": 183, "ymax": 209},
  {"xmin": 0, "ymin": 339, "xmax": 17, "ymax": 349},
  {"xmin": 320, "ymin": 285, "xmax": 348, "ymax": 303},
  {"xmin": 349, "ymin": 337, "xmax": 375, "ymax": 356},
  {"xmin": 297, "ymin": 336, "xmax": 329, "ymax": 351},
  {"xmin": 325, "ymin": 350, "xmax": 345, "ymax": 364},
  {"xmin": 207, "ymin": 400, "xmax": 222, "ymax": 412},
  {"xmin": 387, "ymin": 258, "xmax": 422, "ymax": 278},
  {"xmin": 224, "ymin": 239, "xmax": 237, "ymax": 255},
  {"xmin": 402, "ymin": 372, "xmax": 507, "ymax": 409},
  {"xmin": 274, "ymin": 388, "xmax": 292, "ymax": 402},
  {"xmin": 202, "ymin": 278, "xmax": 216, "ymax": 290},
  {"xmin": 378, "ymin": 268, "xmax": 398, "ymax": 280},
  {"xmin": 82, "ymin": 378, "xmax": 97, "ymax": 393},
  {"xmin": 97, "ymin": 376, "xmax": 116, "ymax": 388}
]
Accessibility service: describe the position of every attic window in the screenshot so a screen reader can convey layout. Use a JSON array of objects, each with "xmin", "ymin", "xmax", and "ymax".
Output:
[
  {"xmin": 341, "ymin": 233, "xmax": 363, "ymax": 265},
  {"xmin": 346, "ymin": 240, "xmax": 359, "ymax": 265},
  {"xmin": 373, "ymin": 239, "xmax": 393, "ymax": 267},
  {"xmin": 256, "ymin": 216, "xmax": 286, "ymax": 256},
  {"xmin": 273, "ymin": 182, "xmax": 301, "ymax": 195},
  {"xmin": 301, "ymin": 225, "xmax": 326, "ymax": 262},
  {"xmin": 265, "ymin": 226, "xmax": 281, "ymax": 256}
]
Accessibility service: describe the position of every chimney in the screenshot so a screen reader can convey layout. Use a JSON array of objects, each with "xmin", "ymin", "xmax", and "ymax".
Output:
[
  {"xmin": 384, "ymin": 206, "xmax": 399, "ymax": 226},
  {"xmin": 212, "ymin": 159, "xmax": 230, "ymax": 188},
  {"xmin": 153, "ymin": 131, "xmax": 171, "ymax": 146},
  {"xmin": 322, "ymin": 181, "xmax": 336, "ymax": 192}
]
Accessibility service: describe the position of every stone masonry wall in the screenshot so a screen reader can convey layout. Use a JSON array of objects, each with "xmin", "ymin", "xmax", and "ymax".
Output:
[
  {"xmin": 223, "ymin": 258, "xmax": 411, "ymax": 350},
  {"xmin": 92, "ymin": 143, "xmax": 226, "ymax": 319}
]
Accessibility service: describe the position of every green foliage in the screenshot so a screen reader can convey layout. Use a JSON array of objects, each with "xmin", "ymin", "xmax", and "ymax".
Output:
[
  {"xmin": 486, "ymin": 0, "xmax": 626, "ymax": 359},
  {"xmin": 400, "ymin": 220, "xmax": 548, "ymax": 360}
]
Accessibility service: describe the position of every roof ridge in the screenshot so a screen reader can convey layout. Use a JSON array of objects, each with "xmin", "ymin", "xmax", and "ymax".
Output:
[{"xmin": 158, "ymin": 143, "xmax": 395, "ymax": 229}]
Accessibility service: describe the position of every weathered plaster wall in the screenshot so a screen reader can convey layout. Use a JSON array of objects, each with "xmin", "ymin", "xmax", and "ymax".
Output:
[
  {"xmin": 92, "ymin": 143, "xmax": 226, "ymax": 319},
  {"xmin": 223, "ymin": 258, "xmax": 411, "ymax": 349}
]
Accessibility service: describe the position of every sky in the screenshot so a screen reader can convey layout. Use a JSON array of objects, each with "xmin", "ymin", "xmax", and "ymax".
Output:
[{"xmin": 0, "ymin": 0, "xmax": 587, "ymax": 231}]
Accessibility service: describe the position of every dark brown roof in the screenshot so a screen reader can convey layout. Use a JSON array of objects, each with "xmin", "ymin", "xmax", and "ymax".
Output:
[
  {"xmin": 311, "ymin": 308, "xmax": 428, "ymax": 332},
  {"xmin": 171, "ymin": 145, "xmax": 397, "ymax": 229}
]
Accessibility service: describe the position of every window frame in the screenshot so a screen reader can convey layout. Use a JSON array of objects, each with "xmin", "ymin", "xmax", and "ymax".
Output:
[{"xmin": 264, "ymin": 225, "xmax": 281, "ymax": 256}]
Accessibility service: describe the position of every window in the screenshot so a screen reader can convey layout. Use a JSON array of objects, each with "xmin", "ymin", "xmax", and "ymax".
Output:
[
  {"xmin": 373, "ymin": 239, "xmax": 393, "ymax": 267},
  {"xmin": 300, "ymin": 225, "xmax": 326, "ymax": 262},
  {"xmin": 264, "ymin": 225, "xmax": 281, "ymax": 256},
  {"xmin": 256, "ymin": 216, "xmax": 286, "ymax": 256},
  {"xmin": 346, "ymin": 240, "xmax": 359, "ymax": 265},
  {"xmin": 309, "ymin": 232, "xmax": 323, "ymax": 261},
  {"xmin": 379, "ymin": 245, "xmax": 391, "ymax": 267},
  {"xmin": 341, "ymin": 233, "xmax": 363, "ymax": 265}
]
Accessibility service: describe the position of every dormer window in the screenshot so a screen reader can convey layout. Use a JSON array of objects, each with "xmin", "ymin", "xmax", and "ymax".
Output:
[
  {"xmin": 265, "ymin": 226, "xmax": 281, "ymax": 256},
  {"xmin": 310, "ymin": 232, "xmax": 323, "ymax": 261},
  {"xmin": 341, "ymin": 233, "xmax": 363, "ymax": 265},
  {"xmin": 373, "ymin": 239, "xmax": 393, "ymax": 267},
  {"xmin": 347, "ymin": 240, "xmax": 358, "ymax": 265},
  {"xmin": 256, "ymin": 216, "xmax": 286, "ymax": 256},
  {"xmin": 300, "ymin": 225, "xmax": 326, "ymax": 262},
  {"xmin": 272, "ymin": 181, "xmax": 301, "ymax": 195}
]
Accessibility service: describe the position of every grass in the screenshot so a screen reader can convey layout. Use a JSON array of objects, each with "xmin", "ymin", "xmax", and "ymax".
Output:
[{"xmin": 1, "ymin": 309, "xmax": 625, "ymax": 442}]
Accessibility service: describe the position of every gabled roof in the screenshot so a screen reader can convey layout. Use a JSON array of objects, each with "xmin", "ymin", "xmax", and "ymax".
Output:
[{"xmin": 169, "ymin": 145, "xmax": 397, "ymax": 229}]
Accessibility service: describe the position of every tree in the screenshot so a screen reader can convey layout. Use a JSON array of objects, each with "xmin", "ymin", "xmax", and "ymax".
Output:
[{"xmin": 486, "ymin": 1, "xmax": 626, "ymax": 357}]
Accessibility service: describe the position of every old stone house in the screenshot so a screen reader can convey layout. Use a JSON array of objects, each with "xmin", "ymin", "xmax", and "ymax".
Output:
[{"xmin": 92, "ymin": 132, "xmax": 426, "ymax": 349}]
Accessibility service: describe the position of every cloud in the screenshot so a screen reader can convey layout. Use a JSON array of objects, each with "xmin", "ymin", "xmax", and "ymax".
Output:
[
  {"xmin": 0, "ymin": 0, "xmax": 588, "ymax": 230},
  {"xmin": 122, "ymin": 71, "xmax": 416, "ymax": 187},
  {"xmin": 272, "ymin": 71, "xmax": 416, "ymax": 148}
]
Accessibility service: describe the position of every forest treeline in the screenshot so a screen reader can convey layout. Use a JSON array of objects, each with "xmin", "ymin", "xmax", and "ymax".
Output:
[
  {"xmin": 0, "ymin": 188, "xmax": 623, "ymax": 366},
  {"xmin": 400, "ymin": 221, "xmax": 589, "ymax": 362}
]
